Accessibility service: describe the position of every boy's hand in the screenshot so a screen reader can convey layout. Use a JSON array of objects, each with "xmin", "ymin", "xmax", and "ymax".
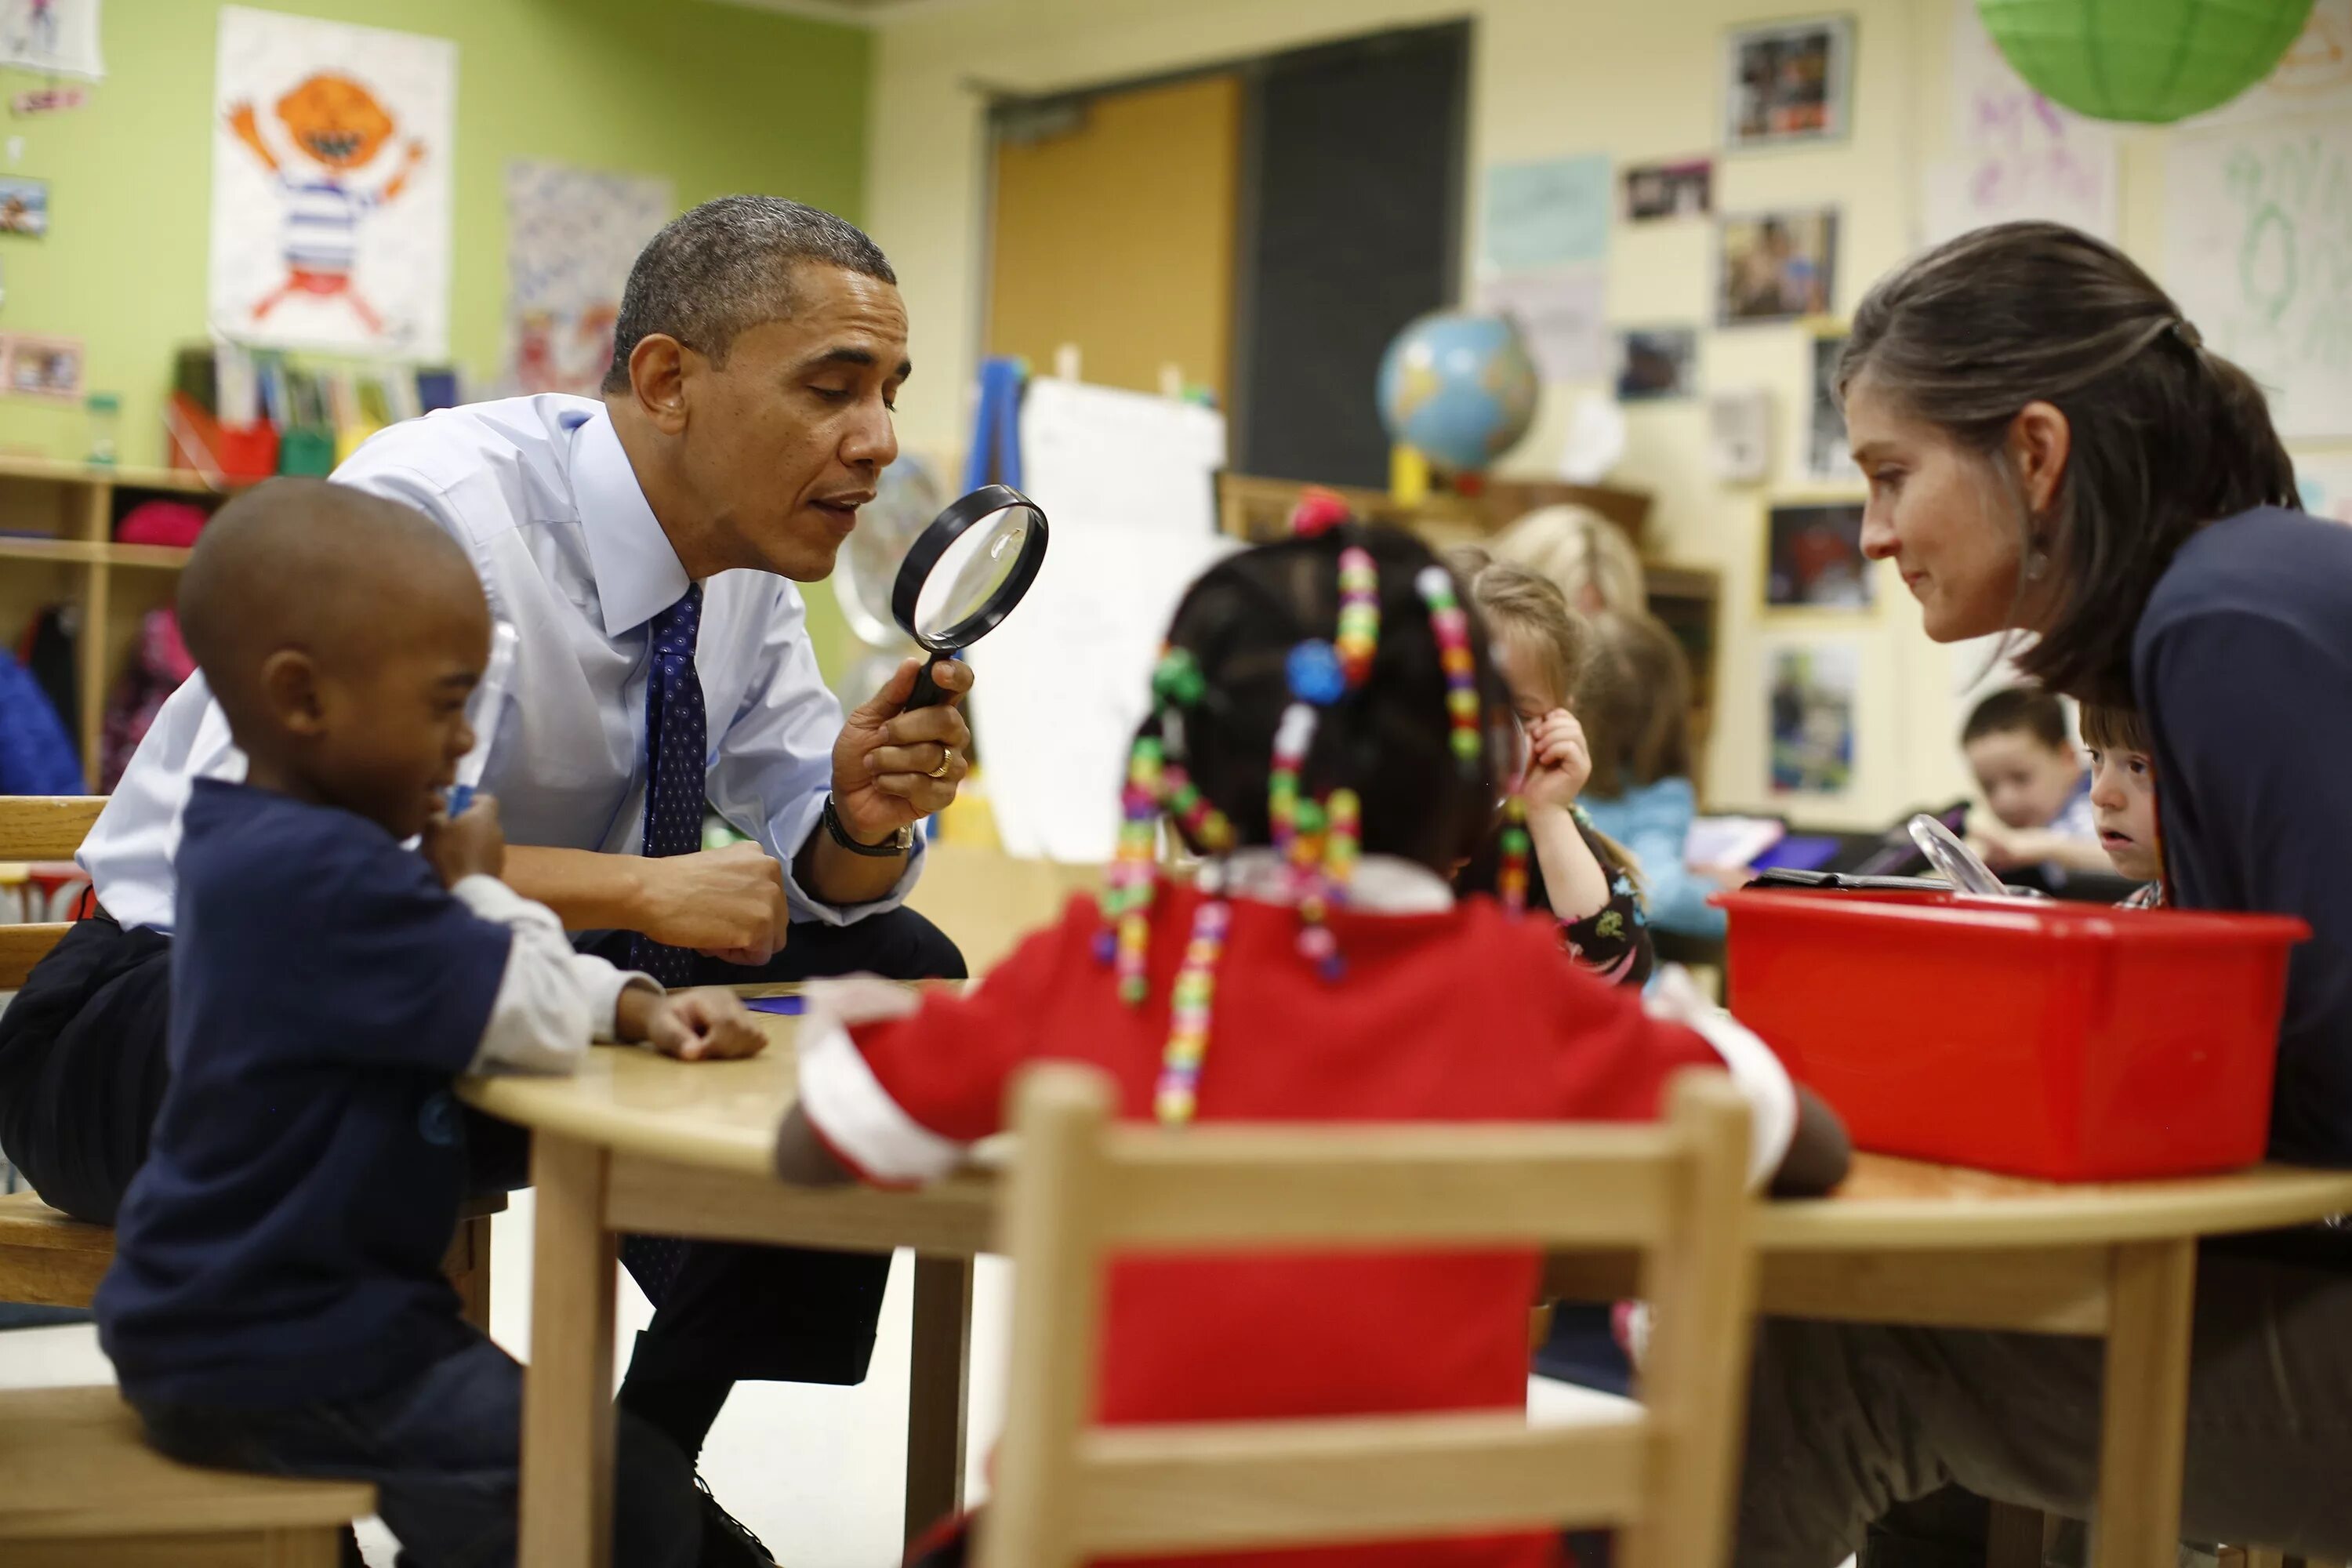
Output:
[
  {"xmin": 423, "ymin": 795, "xmax": 506, "ymax": 888},
  {"xmin": 641, "ymin": 988, "xmax": 768, "ymax": 1062},
  {"xmin": 1520, "ymin": 709, "xmax": 1593, "ymax": 814}
]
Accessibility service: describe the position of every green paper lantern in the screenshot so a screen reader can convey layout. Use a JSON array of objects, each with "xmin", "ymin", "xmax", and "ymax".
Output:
[{"xmin": 1978, "ymin": 0, "xmax": 2312, "ymax": 123}]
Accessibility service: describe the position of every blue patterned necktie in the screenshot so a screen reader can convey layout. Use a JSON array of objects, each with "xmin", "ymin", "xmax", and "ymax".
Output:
[
  {"xmin": 630, "ymin": 583, "xmax": 706, "ymax": 986},
  {"xmin": 622, "ymin": 584, "xmax": 705, "ymax": 1308}
]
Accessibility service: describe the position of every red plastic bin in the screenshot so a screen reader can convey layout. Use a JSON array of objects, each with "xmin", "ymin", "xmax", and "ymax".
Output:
[{"xmin": 1716, "ymin": 889, "xmax": 2309, "ymax": 1181}]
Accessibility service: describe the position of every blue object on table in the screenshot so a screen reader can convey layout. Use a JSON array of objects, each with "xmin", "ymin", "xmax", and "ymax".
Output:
[
  {"xmin": 746, "ymin": 995, "xmax": 806, "ymax": 1015},
  {"xmin": 1750, "ymin": 834, "xmax": 1841, "ymax": 873}
]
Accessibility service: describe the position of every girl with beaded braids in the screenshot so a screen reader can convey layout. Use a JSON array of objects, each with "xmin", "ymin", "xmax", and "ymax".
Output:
[{"xmin": 768, "ymin": 514, "xmax": 1846, "ymax": 1568}]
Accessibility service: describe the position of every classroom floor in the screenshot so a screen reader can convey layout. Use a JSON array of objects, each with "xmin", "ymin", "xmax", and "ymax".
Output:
[{"xmin": 0, "ymin": 1193, "xmax": 1642, "ymax": 1566}]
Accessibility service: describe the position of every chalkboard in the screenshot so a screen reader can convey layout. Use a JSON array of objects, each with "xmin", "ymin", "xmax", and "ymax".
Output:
[{"xmin": 1231, "ymin": 23, "xmax": 1469, "ymax": 487}]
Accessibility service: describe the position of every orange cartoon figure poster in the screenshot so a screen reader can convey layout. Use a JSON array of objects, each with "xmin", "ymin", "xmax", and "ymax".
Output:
[{"xmin": 209, "ymin": 6, "xmax": 455, "ymax": 358}]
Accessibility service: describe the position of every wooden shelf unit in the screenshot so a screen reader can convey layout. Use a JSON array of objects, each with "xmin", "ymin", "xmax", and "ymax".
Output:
[{"xmin": 0, "ymin": 459, "xmax": 245, "ymax": 780}]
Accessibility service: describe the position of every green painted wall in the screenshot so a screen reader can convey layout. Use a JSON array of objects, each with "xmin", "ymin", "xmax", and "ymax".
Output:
[{"xmin": 0, "ymin": 0, "xmax": 872, "ymax": 673}]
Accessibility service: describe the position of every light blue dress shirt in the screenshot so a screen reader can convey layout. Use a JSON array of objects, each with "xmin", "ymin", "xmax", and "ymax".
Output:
[{"xmin": 79, "ymin": 394, "xmax": 921, "ymax": 935}]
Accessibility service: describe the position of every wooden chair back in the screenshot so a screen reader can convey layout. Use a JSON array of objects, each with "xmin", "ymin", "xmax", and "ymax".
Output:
[
  {"xmin": 0, "ymin": 796, "xmax": 104, "ymax": 989},
  {"xmin": 981, "ymin": 1065, "xmax": 1760, "ymax": 1568}
]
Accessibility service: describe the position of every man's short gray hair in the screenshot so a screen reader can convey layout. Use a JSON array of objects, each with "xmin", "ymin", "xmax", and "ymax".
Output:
[{"xmin": 602, "ymin": 195, "xmax": 897, "ymax": 393}]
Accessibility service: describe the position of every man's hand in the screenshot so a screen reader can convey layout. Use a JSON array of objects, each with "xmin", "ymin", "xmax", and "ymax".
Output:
[
  {"xmin": 423, "ymin": 795, "xmax": 506, "ymax": 889},
  {"xmin": 829, "ymin": 656, "xmax": 975, "ymax": 846},
  {"xmin": 1521, "ymin": 709, "xmax": 1593, "ymax": 815},
  {"xmin": 636, "ymin": 842, "xmax": 792, "ymax": 964}
]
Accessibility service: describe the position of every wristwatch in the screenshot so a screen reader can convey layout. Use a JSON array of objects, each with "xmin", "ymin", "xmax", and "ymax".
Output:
[{"xmin": 822, "ymin": 794, "xmax": 913, "ymax": 857}]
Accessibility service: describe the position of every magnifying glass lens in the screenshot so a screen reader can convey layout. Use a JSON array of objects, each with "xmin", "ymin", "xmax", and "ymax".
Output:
[{"xmin": 913, "ymin": 505, "xmax": 1036, "ymax": 645}]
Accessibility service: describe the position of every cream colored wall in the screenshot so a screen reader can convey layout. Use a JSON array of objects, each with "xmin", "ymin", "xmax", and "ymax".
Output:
[{"xmin": 864, "ymin": 0, "xmax": 2332, "ymax": 827}]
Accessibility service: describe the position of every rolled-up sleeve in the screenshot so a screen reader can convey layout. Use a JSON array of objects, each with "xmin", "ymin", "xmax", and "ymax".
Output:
[{"xmin": 706, "ymin": 579, "xmax": 926, "ymax": 926}]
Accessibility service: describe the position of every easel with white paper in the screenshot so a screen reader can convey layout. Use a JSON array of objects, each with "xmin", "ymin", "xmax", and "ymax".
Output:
[{"xmin": 966, "ymin": 377, "xmax": 1235, "ymax": 862}]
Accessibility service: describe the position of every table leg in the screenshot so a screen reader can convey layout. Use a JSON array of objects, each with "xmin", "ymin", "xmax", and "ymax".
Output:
[
  {"xmin": 522, "ymin": 1134, "xmax": 618, "ymax": 1568},
  {"xmin": 2092, "ymin": 1238, "xmax": 2198, "ymax": 1568},
  {"xmin": 905, "ymin": 1253, "xmax": 975, "ymax": 1551}
]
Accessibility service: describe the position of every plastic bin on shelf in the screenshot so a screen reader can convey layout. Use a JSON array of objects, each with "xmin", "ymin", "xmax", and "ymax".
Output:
[{"xmin": 1716, "ymin": 888, "xmax": 2309, "ymax": 1181}]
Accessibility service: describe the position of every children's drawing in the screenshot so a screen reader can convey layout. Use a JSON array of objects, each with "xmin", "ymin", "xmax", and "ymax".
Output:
[
  {"xmin": 1922, "ymin": 4, "xmax": 2116, "ymax": 247},
  {"xmin": 2166, "ymin": 116, "xmax": 2352, "ymax": 440},
  {"xmin": 208, "ymin": 7, "xmax": 455, "ymax": 358},
  {"xmin": 503, "ymin": 162, "xmax": 672, "ymax": 397},
  {"xmin": 0, "ymin": 0, "xmax": 103, "ymax": 79}
]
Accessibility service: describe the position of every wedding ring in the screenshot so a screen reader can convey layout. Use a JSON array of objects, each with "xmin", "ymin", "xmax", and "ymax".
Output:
[{"xmin": 930, "ymin": 750, "xmax": 955, "ymax": 779}]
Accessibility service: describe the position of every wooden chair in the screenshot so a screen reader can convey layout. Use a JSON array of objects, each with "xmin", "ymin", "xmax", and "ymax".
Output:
[
  {"xmin": 0, "ymin": 1383, "xmax": 374, "ymax": 1565},
  {"xmin": 0, "ymin": 793, "xmax": 105, "ymax": 989},
  {"xmin": 0, "ymin": 794, "xmax": 501, "ymax": 1327},
  {"xmin": 982, "ymin": 1064, "xmax": 1759, "ymax": 1568}
]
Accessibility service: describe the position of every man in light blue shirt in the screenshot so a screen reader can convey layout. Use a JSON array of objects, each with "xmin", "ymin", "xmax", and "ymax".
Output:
[{"xmin": 0, "ymin": 197, "xmax": 971, "ymax": 1564}]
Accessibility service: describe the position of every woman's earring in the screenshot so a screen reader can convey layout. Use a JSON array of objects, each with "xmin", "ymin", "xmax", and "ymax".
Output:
[{"xmin": 2024, "ymin": 550, "xmax": 2049, "ymax": 582}]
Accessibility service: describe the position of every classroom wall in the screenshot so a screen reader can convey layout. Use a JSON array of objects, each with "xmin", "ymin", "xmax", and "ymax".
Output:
[
  {"xmin": 0, "ymin": 0, "xmax": 873, "ymax": 668},
  {"xmin": 865, "ymin": 0, "xmax": 2352, "ymax": 826}
]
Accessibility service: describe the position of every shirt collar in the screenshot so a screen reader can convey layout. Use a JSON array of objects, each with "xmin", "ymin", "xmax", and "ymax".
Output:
[
  {"xmin": 1214, "ymin": 848, "xmax": 1456, "ymax": 914},
  {"xmin": 568, "ymin": 406, "xmax": 690, "ymax": 637}
]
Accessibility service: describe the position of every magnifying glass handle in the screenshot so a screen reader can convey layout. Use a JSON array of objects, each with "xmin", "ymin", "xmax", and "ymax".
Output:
[{"xmin": 905, "ymin": 654, "xmax": 952, "ymax": 711}]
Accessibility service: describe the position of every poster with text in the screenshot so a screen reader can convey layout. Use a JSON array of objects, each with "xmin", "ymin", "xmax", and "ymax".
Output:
[
  {"xmin": 2166, "ymin": 115, "xmax": 2352, "ymax": 439},
  {"xmin": 1922, "ymin": 3, "xmax": 2116, "ymax": 248},
  {"xmin": 504, "ymin": 162, "xmax": 671, "ymax": 397},
  {"xmin": 209, "ymin": 7, "xmax": 456, "ymax": 358},
  {"xmin": 0, "ymin": 0, "xmax": 103, "ymax": 79}
]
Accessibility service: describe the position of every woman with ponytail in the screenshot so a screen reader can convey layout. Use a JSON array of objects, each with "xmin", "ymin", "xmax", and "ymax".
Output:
[{"xmin": 1737, "ymin": 221, "xmax": 2352, "ymax": 1566}]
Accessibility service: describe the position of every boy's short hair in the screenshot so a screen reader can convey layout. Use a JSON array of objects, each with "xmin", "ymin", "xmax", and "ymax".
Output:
[
  {"xmin": 1962, "ymin": 686, "xmax": 2070, "ymax": 750},
  {"xmin": 2079, "ymin": 701, "xmax": 2149, "ymax": 756}
]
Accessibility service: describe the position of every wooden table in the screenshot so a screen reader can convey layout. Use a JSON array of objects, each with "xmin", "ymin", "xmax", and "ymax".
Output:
[{"xmin": 461, "ymin": 1022, "xmax": 2352, "ymax": 1568}]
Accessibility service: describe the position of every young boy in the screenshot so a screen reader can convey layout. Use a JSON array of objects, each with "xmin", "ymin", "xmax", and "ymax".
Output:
[
  {"xmin": 1959, "ymin": 687, "xmax": 2113, "ymax": 877},
  {"xmin": 2082, "ymin": 700, "xmax": 2163, "ymax": 907},
  {"xmin": 94, "ymin": 479, "xmax": 765, "ymax": 1568}
]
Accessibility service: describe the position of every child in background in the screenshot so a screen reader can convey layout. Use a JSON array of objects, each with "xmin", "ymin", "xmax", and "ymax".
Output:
[
  {"xmin": 1450, "ymin": 547, "xmax": 1650, "ymax": 987},
  {"xmin": 1960, "ymin": 687, "xmax": 2113, "ymax": 877},
  {"xmin": 2082, "ymin": 701, "xmax": 2164, "ymax": 908},
  {"xmin": 1573, "ymin": 609, "xmax": 1729, "ymax": 942},
  {"xmin": 94, "ymin": 481, "xmax": 766, "ymax": 1568},
  {"xmin": 773, "ymin": 521, "xmax": 1849, "ymax": 1568}
]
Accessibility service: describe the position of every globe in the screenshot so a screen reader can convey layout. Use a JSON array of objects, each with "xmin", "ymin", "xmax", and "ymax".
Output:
[
  {"xmin": 833, "ymin": 453, "xmax": 942, "ymax": 648},
  {"xmin": 1376, "ymin": 311, "xmax": 1541, "ymax": 474},
  {"xmin": 1978, "ymin": 0, "xmax": 2312, "ymax": 123}
]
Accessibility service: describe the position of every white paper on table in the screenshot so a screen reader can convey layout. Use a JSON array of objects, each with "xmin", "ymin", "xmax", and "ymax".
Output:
[
  {"xmin": 2165, "ymin": 114, "xmax": 2352, "ymax": 441},
  {"xmin": 1018, "ymin": 379, "xmax": 1225, "ymax": 539},
  {"xmin": 1685, "ymin": 815, "xmax": 1786, "ymax": 869},
  {"xmin": 1476, "ymin": 263, "xmax": 1608, "ymax": 384},
  {"xmin": 967, "ymin": 524, "xmax": 1238, "ymax": 863}
]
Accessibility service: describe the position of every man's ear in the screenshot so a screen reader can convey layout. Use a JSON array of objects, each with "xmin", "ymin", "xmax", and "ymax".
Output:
[
  {"xmin": 259, "ymin": 648, "xmax": 325, "ymax": 738},
  {"xmin": 626, "ymin": 334, "xmax": 693, "ymax": 437}
]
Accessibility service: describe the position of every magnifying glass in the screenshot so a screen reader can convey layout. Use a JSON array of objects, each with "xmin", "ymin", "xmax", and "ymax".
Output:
[{"xmin": 889, "ymin": 482, "xmax": 1051, "ymax": 710}]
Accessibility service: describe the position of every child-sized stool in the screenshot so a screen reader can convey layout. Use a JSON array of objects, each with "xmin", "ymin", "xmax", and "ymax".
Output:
[{"xmin": 0, "ymin": 1383, "xmax": 374, "ymax": 1565}]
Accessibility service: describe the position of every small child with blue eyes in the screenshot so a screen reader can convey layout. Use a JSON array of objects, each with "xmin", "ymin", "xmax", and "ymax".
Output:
[{"xmin": 2082, "ymin": 700, "xmax": 2165, "ymax": 907}]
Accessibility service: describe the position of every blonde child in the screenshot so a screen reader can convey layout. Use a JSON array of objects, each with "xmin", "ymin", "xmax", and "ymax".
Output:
[
  {"xmin": 1450, "ymin": 547, "xmax": 1651, "ymax": 987},
  {"xmin": 773, "ymin": 519, "xmax": 1849, "ymax": 1568}
]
